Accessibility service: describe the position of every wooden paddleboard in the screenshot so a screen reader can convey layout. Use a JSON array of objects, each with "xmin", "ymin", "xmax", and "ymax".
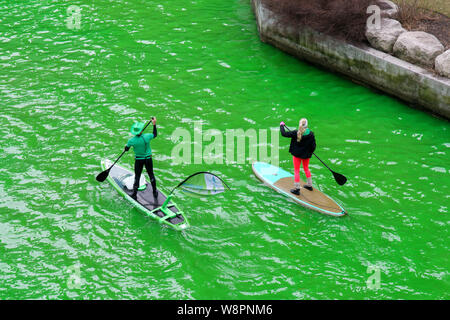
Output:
[{"xmin": 252, "ymin": 162, "xmax": 346, "ymax": 217}]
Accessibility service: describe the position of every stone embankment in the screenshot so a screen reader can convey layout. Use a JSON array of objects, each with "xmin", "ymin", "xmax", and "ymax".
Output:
[{"xmin": 252, "ymin": 0, "xmax": 450, "ymax": 119}]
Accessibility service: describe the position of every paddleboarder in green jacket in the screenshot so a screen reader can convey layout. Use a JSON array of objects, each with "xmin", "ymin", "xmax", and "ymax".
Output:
[{"xmin": 124, "ymin": 117, "xmax": 158, "ymax": 200}]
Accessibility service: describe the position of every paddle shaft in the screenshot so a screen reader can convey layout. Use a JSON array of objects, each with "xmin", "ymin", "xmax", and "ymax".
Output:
[
  {"xmin": 137, "ymin": 117, "xmax": 154, "ymax": 136},
  {"xmin": 108, "ymin": 149, "xmax": 127, "ymax": 171},
  {"xmin": 312, "ymin": 153, "xmax": 332, "ymax": 172}
]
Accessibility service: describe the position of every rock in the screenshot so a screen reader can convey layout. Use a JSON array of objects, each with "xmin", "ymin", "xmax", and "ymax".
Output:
[
  {"xmin": 435, "ymin": 50, "xmax": 450, "ymax": 78},
  {"xmin": 378, "ymin": 0, "xmax": 399, "ymax": 19},
  {"xmin": 393, "ymin": 31, "xmax": 444, "ymax": 67},
  {"xmin": 366, "ymin": 18, "xmax": 405, "ymax": 53}
]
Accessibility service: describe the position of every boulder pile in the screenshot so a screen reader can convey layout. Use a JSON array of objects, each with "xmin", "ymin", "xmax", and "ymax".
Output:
[{"xmin": 365, "ymin": 0, "xmax": 448, "ymax": 77}]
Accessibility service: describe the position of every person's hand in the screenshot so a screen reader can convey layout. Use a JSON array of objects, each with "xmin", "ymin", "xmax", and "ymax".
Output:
[
  {"xmin": 152, "ymin": 117, "xmax": 156, "ymax": 125},
  {"xmin": 280, "ymin": 121, "xmax": 285, "ymax": 126},
  {"xmin": 124, "ymin": 146, "xmax": 130, "ymax": 152}
]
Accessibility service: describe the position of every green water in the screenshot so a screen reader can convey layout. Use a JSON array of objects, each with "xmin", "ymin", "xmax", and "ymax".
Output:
[{"xmin": 0, "ymin": 0, "xmax": 449, "ymax": 299}]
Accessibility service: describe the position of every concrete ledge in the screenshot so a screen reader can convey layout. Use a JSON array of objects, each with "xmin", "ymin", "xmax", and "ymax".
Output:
[{"xmin": 252, "ymin": 0, "xmax": 450, "ymax": 119}]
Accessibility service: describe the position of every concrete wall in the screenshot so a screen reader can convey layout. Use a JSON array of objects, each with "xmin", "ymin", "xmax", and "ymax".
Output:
[{"xmin": 252, "ymin": 0, "xmax": 450, "ymax": 119}]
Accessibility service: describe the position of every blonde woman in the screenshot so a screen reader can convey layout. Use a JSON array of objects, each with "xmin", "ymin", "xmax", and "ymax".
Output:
[{"xmin": 280, "ymin": 118, "xmax": 316, "ymax": 195}]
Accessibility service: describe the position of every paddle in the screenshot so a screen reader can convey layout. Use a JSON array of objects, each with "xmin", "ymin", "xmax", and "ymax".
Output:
[
  {"xmin": 312, "ymin": 153, "xmax": 347, "ymax": 186},
  {"xmin": 96, "ymin": 117, "xmax": 154, "ymax": 183},
  {"xmin": 95, "ymin": 150, "xmax": 127, "ymax": 182},
  {"xmin": 282, "ymin": 124, "xmax": 347, "ymax": 186}
]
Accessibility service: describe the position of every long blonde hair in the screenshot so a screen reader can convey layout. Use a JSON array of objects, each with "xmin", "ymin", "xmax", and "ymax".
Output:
[{"xmin": 297, "ymin": 118, "xmax": 308, "ymax": 142}]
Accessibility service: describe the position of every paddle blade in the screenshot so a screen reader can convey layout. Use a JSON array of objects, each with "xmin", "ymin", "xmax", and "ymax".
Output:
[
  {"xmin": 177, "ymin": 172, "xmax": 230, "ymax": 196},
  {"xmin": 332, "ymin": 171, "xmax": 347, "ymax": 186},
  {"xmin": 96, "ymin": 169, "xmax": 110, "ymax": 182}
]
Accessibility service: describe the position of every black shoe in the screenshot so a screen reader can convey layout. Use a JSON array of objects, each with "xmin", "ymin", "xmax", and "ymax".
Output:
[
  {"xmin": 290, "ymin": 188, "xmax": 300, "ymax": 195},
  {"xmin": 131, "ymin": 193, "xmax": 137, "ymax": 200},
  {"xmin": 303, "ymin": 185, "xmax": 313, "ymax": 191}
]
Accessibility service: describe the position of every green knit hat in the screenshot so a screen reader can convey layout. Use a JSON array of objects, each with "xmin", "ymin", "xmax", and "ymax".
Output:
[{"xmin": 130, "ymin": 121, "xmax": 145, "ymax": 135}]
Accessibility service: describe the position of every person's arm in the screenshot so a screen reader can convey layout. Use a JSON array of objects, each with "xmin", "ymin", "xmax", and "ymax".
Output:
[
  {"xmin": 125, "ymin": 139, "xmax": 132, "ymax": 151},
  {"xmin": 311, "ymin": 135, "xmax": 316, "ymax": 154},
  {"xmin": 152, "ymin": 117, "xmax": 157, "ymax": 138},
  {"xmin": 280, "ymin": 122, "xmax": 294, "ymax": 138}
]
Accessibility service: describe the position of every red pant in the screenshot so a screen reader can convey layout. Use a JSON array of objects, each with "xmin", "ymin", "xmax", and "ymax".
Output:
[{"xmin": 293, "ymin": 156, "xmax": 311, "ymax": 183}]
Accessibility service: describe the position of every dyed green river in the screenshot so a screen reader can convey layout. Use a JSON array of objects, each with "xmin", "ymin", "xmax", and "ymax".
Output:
[{"xmin": 1, "ymin": 0, "xmax": 448, "ymax": 299}]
